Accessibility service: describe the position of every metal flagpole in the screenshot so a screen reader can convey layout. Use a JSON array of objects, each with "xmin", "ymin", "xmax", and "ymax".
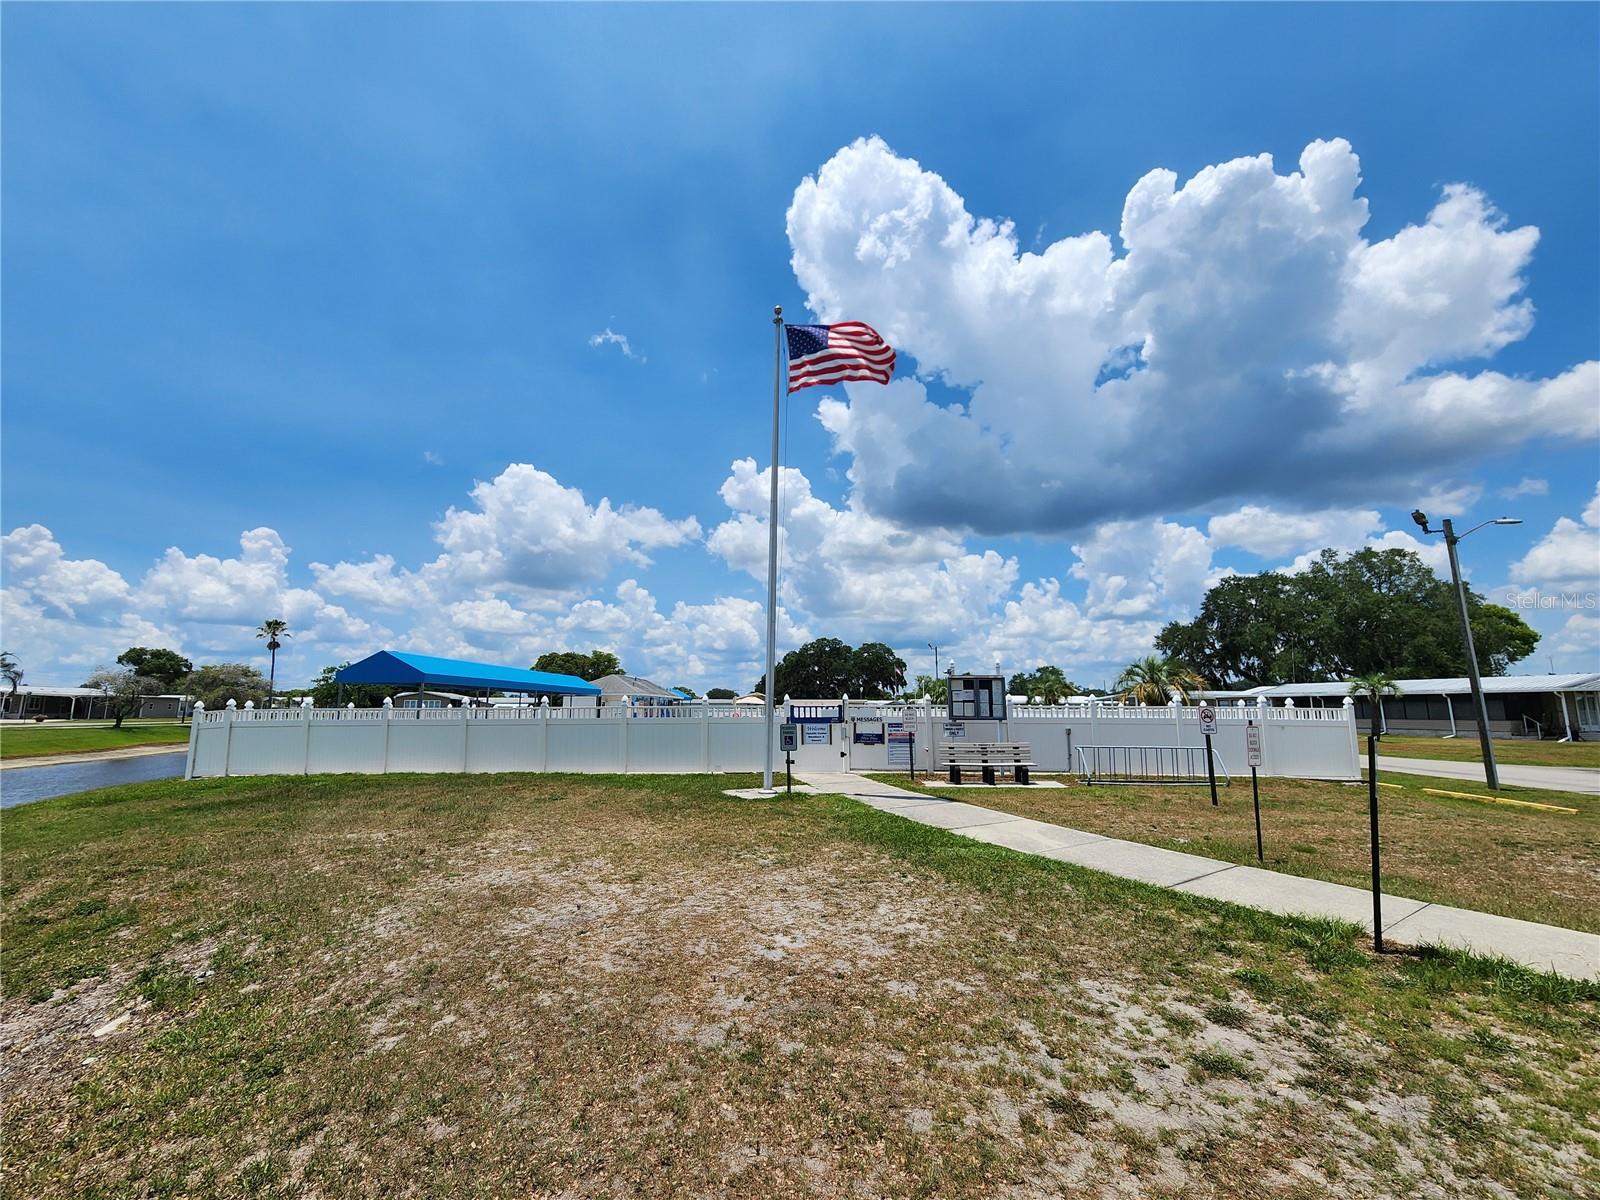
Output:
[{"xmin": 762, "ymin": 305, "xmax": 784, "ymax": 792}]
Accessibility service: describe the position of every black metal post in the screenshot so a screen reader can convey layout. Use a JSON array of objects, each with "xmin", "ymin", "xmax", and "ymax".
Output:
[
  {"xmin": 908, "ymin": 733, "xmax": 916, "ymax": 780},
  {"xmin": 1251, "ymin": 766, "xmax": 1263, "ymax": 862},
  {"xmin": 1205, "ymin": 733, "xmax": 1218, "ymax": 806},
  {"xmin": 785, "ymin": 752, "xmax": 793, "ymax": 795},
  {"xmin": 1367, "ymin": 732, "xmax": 1384, "ymax": 953}
]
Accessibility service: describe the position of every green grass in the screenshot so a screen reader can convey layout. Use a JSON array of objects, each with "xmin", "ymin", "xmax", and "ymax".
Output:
[
  {"xmin": 3, "ymin": 772, "xmax": 1597, "ymax": 1198},
  {"xmin": 0, "ymin": 722, "xmax": 190, "ymax": 759},
  {"xmin": 1379, "ymin": 736, "xmax": 1600, "ymax": 769},
  {"xmin": 866, "ymin": 769, "xmax": 1600, "ymax": 933}
]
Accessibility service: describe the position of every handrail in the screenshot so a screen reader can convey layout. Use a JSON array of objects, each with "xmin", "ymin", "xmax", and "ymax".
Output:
[{"xmin": 1074, "ymin": 744, "xmax": 1230, "ymax": 786}]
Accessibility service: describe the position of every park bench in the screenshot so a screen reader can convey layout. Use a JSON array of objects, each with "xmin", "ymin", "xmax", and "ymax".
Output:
[{"xmin": 943, "ymin": 742, "xmax": 1034, "ymax": 785}]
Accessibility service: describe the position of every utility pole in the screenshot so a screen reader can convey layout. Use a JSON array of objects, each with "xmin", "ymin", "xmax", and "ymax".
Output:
[
  {"xmin": 1412, "ymin": 511, "xmax": 1520, "ymax": 792},
  {"xmin": 1442, "ymin": 518, "xmax": 1500, "ymax": 791}
]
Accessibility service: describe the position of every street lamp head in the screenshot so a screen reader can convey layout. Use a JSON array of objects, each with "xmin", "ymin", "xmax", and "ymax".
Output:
[
  {"xmin": 1492, "ymin": 517, "xmax": 1522, "ymax": 526},
  {"xmin": 1410, "ymin": 509, "xmax": 1429, "ymax": 531}
]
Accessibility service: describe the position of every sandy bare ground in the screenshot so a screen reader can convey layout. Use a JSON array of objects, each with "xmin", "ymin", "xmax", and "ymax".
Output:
[{"xmin": 3, "ymin": 773, "xmax": 1596, "ymax": 1198}]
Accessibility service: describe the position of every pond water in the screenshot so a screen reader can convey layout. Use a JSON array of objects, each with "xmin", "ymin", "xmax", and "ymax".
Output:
[{"xmin": 1, "ymin": 751, "xmax": 187, "ymax": 809}]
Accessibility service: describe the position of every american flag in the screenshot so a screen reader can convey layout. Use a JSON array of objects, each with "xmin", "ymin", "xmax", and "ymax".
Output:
[{"xmin": 785, "ymin": 322, "xmax": 895, "ymax": 394}]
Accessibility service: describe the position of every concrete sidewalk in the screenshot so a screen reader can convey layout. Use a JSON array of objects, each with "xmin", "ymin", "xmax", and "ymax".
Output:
[
  {"xmin": 800, "ymin": 771, "xmax": 1600, "ymax": 982},
  {"xmin": 1375, "ymin": 755, "xmax": 1600, "ymax": 796}
]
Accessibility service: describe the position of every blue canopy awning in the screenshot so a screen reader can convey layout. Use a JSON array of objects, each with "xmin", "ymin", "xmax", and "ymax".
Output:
[{"xmin": 334, "ymin": 651, "xmax": 601, "ymax": 696}]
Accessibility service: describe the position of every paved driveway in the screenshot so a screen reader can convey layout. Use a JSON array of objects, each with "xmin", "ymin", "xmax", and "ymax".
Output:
[{"xmin": 1375, "ymin": 755, "xmax": 1600, "ymax": 796}]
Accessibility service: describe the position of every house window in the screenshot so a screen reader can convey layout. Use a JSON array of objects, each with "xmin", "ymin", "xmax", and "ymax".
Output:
[{"xmin": 1577, "ymin": 693, "xmax": 1600, "ymax": 730}]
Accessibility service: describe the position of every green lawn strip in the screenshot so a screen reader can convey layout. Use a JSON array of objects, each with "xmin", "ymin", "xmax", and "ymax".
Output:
[
  {"xmin": 3, "ymin": 772, "xmax": 1597, "ymax": 1198},
  {"xmin": 1379, "ymin": 737, "xmax": 1600, "ymax": 769},
  {"xmin": 864, "ymin": 771, "xmax": 1600, "ymax": 934},
  {"xmin": 0, "ymin": 723, "xmax": 191, "ymax": 760}
]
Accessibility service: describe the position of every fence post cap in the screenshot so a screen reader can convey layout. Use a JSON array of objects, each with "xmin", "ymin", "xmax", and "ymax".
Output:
[
  {"xmin": 193, "ymin": 701, "xmax": 205, "ymax": 712},
  {"xmin": 1236, "ymin": 699, "xmax": 1247, "ymax": 707},
  {"xmin": 301, "ymin": 696, "xmax": 313, "ymax": 708},
  {"xmin": 225, "ymin": 698, "xmax": 237, "ymax": 710},
  {"xmin": 346, "ymin": 702, "xmax": 356, "ymax": 710},
  {"xmin": 243, "ymin": 700, "xmax": 255, "ymax": 710},
  {"xmin": 1343, "ymin": 695, "xmax": 1356, "ymax": 707},
  {"xmin": 382, "ymin": 696, "xmax": 393, "ymax": 708},
  {"xmin": 1284, "ymin": 697, "xmax": 1296, "ymax": 708}
]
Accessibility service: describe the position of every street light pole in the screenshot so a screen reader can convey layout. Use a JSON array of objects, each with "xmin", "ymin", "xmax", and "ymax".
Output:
[
  {"xmin": 1442, "ymin": 518, "xmax": 1500, "ymax": 791},
  {"xmin": 1412, "ymin": 511, "xmax": 1521, "ymax": 792}
]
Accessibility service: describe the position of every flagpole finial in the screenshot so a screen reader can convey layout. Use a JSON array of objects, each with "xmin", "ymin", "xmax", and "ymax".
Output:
[{"xmin": 773, "ymin": 305, "xmax": 782, "ymax": 324}]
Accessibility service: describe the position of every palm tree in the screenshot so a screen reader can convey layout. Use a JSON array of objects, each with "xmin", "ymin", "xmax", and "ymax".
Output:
[
  {"xmin": 256, "ymin": 620, "xmax": 290, "ymax": 705},
  {"xmin": 0, "ymin": 651, "xmax": 22, "ymax": 718},
  {"xmin": 1347, "ymin": 671, "xmax": 1401, "ymax": 738},
  {"xmin": 1114, "ymin": 656, "xmax": 1206, "ymax": 706}
]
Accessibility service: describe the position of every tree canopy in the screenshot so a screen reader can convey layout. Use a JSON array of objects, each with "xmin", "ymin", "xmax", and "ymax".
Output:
[
  {"xmin": 754, "ymin": 639, "xmax": 908, "ymax": 699},
  {"xmin": 309, "ymin": 664, "xmax": 402, "ymax": 708},
  {"xmin": 1155, "ymin": 547, "xmax": 1538, "ymax": 687},
  {"xmin": 83, "ymin": 668, "xmax": 162, "ymax": 728},
  {"xmin": 1113, "ymin": 656, "xmax": 1206, "ymax": 705},
  {"xmin": 705, "ymin": 688, "xmax": 738, "ymax": 701},
  {"xmin": 116, "ymin": 647, "xmax": 193, "ymax": 689},
  {"xmin": 1006, "ymin": 665, "xmax": 1089, "ymax": 701},
  {"xmin": 532, "ymin": 650, "xmax": 623, "ymax": 681},
  {"xmin": 186, "ymin": 663, "xmax": 271, "ymax": 710}
]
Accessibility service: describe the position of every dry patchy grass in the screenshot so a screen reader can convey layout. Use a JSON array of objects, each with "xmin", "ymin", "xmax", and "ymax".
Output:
[{"xmin": 3, "ymin": 772, "xmax": 1597, "ymax": 1199}]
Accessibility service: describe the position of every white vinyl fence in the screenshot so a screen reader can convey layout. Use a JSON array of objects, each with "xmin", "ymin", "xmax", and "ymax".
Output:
[{"xmin": 186, "ymin": 696, "xmax": 1360, "ymax": 781}]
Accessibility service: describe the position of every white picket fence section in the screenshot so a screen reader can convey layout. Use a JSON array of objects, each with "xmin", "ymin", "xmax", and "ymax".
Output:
[{"xmin": 185, "ymin": 695, "xmax": 1360, "ymax": 781}]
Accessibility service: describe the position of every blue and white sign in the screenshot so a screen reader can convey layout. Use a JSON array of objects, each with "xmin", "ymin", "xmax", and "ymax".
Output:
[{"xmin": 853, "ymin": 720, "xmax": 885, "ymax": 745}]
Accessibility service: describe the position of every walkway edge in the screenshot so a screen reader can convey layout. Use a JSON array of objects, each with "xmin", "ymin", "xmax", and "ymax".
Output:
[{"xmin": 801, "ymin": 771, "xmax": 1600, "ymax": 983}]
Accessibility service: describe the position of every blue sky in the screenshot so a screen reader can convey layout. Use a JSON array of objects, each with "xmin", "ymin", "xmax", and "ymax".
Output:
[{"xmin": 4, "ymin": 3, "xmax": 1597, "ymax": 690}]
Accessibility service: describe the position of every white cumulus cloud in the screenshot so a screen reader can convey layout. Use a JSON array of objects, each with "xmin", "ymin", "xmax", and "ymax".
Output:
[
  {"xmin": 1510, "ymin": 483, "xmax": 1600, "ymax": 594},
  {"xmin": 787, "ymin": 136, "xmax": 1597, "ymax": 535},
  {"xmin": 422, "ymin": 463, "xmax": 701, "ymax": 596}
]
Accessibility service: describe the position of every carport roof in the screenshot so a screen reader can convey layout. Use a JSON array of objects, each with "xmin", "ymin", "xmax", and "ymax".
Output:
[{"xmin": 333, "ymin": 651, "xmax": 601, "ymax": 696}]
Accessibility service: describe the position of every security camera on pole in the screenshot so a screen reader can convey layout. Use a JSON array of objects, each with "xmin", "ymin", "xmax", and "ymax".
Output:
[
  {"xmin": 1410, "ymin": 510, "xmax": 1522, "ymax": 791},
  {"xmin": 759, "ymin": 309, "xmax": 897, "ymax": 793}
]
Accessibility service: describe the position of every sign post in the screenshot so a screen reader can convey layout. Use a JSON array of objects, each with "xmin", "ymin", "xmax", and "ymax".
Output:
[
  {"xmin": 1368, "ymin": 731, "xmax": 1384, "ymax": 953},
  {"xmin": 1199, "ymin": 704, "xmax": 1219, "ymax": 807},
  {"xmin": 779, "ymin": 723, "xmax": 799, "ymax": 796},
  {"xmin": 1246, "ymin": 719, "xmax": 1263, "ymax": 861}
]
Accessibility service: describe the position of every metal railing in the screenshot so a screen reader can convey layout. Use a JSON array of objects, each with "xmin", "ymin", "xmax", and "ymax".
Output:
[{"xmin": 1074, "ymin": 744, "xmax": 1230, "ymax": 786}]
